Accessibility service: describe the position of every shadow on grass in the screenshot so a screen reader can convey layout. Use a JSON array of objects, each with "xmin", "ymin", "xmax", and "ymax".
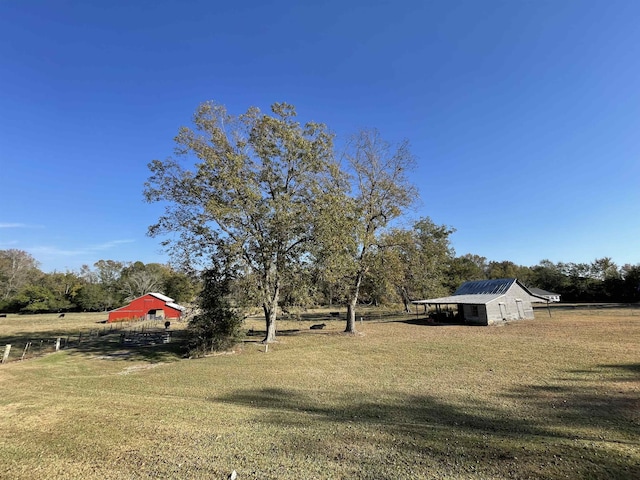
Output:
[
  {"xmin": 594, "ymin": 363, "xmax": 640, "ymax": 379},
  {"xmin": 213, "ymin": 365, "xmax": 640, "ymax": 479},
  {"xmin": 0, "ymin": 329, "xmax": 188, "ymax": 363},
  {"xmin": 399, "ymin": 317, "xmax": 465, "ymax": 326},
  {"xmin": 245, "ymin": 329, "xmax": 302, "ymax": 338},
  {"xmin": 69, "ymin": 330, "xmax": 188, "ymax": 363},
  {"xmin": 505, "ymin": 364, "xmax": 640, "ymax": 442}
]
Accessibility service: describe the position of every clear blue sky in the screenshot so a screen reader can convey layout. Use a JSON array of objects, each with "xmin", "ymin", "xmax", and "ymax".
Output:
[{"xmin": 1, "ymin": 0, "xmax": 638, "ymax": 273}]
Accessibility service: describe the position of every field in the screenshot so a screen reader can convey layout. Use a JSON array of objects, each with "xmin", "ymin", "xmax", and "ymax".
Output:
[{"xmin": 0, "ymin": 307, "xmax": 638, "ymax": 479}]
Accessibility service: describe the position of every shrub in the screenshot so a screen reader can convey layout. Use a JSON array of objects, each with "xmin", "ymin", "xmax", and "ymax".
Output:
[{"xmin": 187, "ymin": 267, "xmax": 242, "ymax": 356}]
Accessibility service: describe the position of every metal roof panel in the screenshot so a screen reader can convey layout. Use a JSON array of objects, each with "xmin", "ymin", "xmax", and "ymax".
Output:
[{"xmin": 454, "ymin": 278, "xmax": 516, "ymax": 295}]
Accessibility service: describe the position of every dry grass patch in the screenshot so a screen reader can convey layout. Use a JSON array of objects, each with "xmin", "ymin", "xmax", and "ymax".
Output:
[
  {"xmin": 0, "ymin": 307, "xmax": 638, "ymax": 479},
  {"xmin": 0, "ymin": 311, "xmax": 107, "ymax": 336}
]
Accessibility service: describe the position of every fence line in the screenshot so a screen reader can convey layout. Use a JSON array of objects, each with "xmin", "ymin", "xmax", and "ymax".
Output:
[{"xmin": 1, "ymin": 317, "xmax": 172, "ymax": 365}]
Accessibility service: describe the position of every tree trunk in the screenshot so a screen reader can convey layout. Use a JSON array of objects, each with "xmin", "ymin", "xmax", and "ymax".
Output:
[
  {"xmin": 345, "ymin": 298, "xmax": 357, "ymax": 333},
  {"xmin": 262, "ymin": 279, "xmax": 280, "ymax": 343},
  {"xmin": 263, "ymin": 303, "xmax": 278, "ymax": 343},
  {"xmin": 345, "ymin": 271, "xmax": 363, "ymax": 333},
  {"xmin": 400, "ymin": 287, "xmax": 411, "ymax": 313}
]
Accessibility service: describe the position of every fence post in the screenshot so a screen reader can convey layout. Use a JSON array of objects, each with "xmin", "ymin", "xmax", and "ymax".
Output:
[
  {"xmin": 22, "ymin": 342, "xmax": 31, "ymax": 360},
  {"xmin": 2, "ymin": 345, "xmax": 11, "ymax": 364},
  {"xmin": 55, "ymin": 338, "xmax": 61, "ymax": 351}
]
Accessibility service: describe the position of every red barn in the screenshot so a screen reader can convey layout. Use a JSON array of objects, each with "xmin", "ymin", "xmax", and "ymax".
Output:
[{"xmin": 107, "ymin": 292, "xmax": 185, "ymax": 323}]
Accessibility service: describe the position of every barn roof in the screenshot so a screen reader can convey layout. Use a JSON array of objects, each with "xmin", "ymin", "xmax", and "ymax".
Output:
[
  {"xmin": 166, "ymin": 302, "xmax": 185, "ymax": 312},
  {"xmin": 412, "ymin": 278, "xmax": 547, "ymax": 305},
  {"xmin": 148, "ymin": 292, "xmax": 174, "ymax": 302}
]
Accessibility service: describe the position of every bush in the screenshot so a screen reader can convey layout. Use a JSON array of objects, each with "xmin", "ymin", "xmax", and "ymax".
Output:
[{"xmin": 187, "ymin": 268, "xmax": 242, "ymax": 356}]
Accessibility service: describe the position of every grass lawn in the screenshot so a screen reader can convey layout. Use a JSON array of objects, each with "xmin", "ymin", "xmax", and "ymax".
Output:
[{"xmin": 0, "ymin": 307, "xmax": 638, "ymax": 479}]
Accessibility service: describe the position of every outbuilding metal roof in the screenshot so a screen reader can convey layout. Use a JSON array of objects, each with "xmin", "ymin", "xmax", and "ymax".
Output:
[
  {"xmin": 412, "ymin": 278, "xmax": 547, "ymax": 306},
  {"xmin": 454, "ymin": 278, "xmax": 516, "ymax": 296},
  {"xmin": 529, "ymin": 287, "xmax": 560, "ymax": 297},
  {"xmin": 412, "ymin": 293, "xmax": 505, "ymax": 305}
]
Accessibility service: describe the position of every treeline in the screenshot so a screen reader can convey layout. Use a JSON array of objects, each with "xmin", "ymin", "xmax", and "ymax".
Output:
[
  {"xmin": 445, "ymin": 255, "xmax": 640, "ymax": 303},
  {"xmin": 2, "ymin": 244, "xmax": 638, "ymax": 315},
  {"xmin": 0, "ymin": 250, "xmax": 196, "ymax": 314}
]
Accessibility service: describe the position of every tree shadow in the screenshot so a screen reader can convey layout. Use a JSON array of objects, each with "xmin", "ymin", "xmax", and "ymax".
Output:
[
  {"xmin": 212, "ymin": 368, "xmax": 640, "ymax": 479},
  {"xmin": 506, "ymin": 363, "xmax": 640, "ymax": 441},
  {"xmin": 68, "ymin": 330, "xmax": 187, "ymax": 363},
  {"xmin": 596, "ymin": 363, "xmax": 640, "ymax": 379},
  {"xmin": 0, "ymin": 329, "xmax": 187, "ymax": 363},
  {"xmin": 245, "ymin": 328, "xmax": 303, "ymax": 338},
  {"xmin": 398, "ymin": 317, "xmax": 464, "ymax": 326}
]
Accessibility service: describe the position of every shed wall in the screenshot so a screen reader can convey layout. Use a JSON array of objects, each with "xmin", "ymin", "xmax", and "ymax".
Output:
[{"xmin": 486, "ymin": 283, "xmax": 536, "ymax": 325}]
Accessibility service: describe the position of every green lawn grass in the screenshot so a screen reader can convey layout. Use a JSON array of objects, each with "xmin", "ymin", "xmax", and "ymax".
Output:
[{"xmin": 0, "ymin": 307, "xmax": 638, "ymax": 479}]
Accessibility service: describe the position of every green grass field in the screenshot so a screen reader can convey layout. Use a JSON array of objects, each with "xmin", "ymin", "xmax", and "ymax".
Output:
[{"xmin": 0, "ymin": 307, "xmax": 638, "ymax": 479}]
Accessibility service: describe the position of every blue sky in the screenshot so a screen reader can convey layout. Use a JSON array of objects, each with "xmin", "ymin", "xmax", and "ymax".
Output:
[{"xmin": 1, "ymin": 0, "xmax": 638, "ymax": 273}]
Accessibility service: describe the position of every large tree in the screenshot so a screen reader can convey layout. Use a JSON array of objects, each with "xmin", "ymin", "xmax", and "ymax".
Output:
[
  {"xmin": 372, "ymin": 218, "xmax": 455, "ymax": 312},
  {"xmin": 486, "ymin": 260, "xmax": 532, "ymax": 283},
  {"xmin": 446, "ymin": 254, "xmax": 488, "ymax": 291},
  {"xmin": 331, "ymin": 129, "xmax": 418, "ymax": 333},
  {"xmin": 0, "ymin": 249, "xmax": 41, "ymax": 301},
  {"xmin": 120, "ymin": 262, "xmax": 167, "ymax": 300},
  {"xmin": 145, "ymin": 101, "xmax": 339, "ymax": 342},
  {"xmin": 92, "ymin": 260, "xmax": 127, "ymax": 309}
]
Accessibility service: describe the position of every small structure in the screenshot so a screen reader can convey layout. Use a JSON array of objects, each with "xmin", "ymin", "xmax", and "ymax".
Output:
[
  {"xmin": 108, "ymin": 292, "xmax": 185, "ymax": 323},
  {"xmin": 412, "ymin": 278, "xmax": 547, "ymax": 325},
  {"xmin": 528, "ymin": 287, "xmax": 561, "ymax": 303}
]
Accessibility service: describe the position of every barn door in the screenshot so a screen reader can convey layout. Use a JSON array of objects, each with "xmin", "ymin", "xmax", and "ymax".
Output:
[
  {"xmin": 499, "ymin": 303, "xmax": 507, "ymax": 320},
  {"xmin": 516, "ymin": 300, "xmax": 525, "ymax": 319}
]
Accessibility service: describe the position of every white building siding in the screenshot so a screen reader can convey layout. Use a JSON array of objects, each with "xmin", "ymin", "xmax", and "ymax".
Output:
[
  {"xmin": 485, "ymin": 283, "xmax": 537, "ymax": 324},
  {"xmin": 413, "ymin": 279, "xmax": 545, "ymax": 326}
]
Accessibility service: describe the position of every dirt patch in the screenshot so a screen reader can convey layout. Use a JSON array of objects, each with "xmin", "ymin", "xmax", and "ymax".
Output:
[{"xmin": 118, "ymin": 363, "xmax": 164, "ymax": 375}]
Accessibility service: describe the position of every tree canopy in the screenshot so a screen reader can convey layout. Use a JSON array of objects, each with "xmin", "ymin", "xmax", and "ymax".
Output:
[
  {"xmin": 337, "ymin": 129, "xmax": 418, "ymax": 332},
  {"xmin": 145, "ymin": 101, "xmax": 341, "ymax": 342}
]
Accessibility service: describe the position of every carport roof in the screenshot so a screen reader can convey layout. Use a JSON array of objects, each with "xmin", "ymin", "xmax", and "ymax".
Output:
[{"xmin": 412, "ymin": 294, "xmax": 504, "ymax": 305}]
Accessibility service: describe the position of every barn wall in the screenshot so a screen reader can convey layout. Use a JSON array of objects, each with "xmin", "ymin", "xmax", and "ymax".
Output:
[{"xmin": 108, "ymin": 294, "xmax": 182, "ymax": 323}]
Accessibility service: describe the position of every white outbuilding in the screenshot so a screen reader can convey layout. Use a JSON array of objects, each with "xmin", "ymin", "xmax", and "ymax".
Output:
[{"xmin": 412, "ymin": 278, "xmax": 548, "ymax": 325}]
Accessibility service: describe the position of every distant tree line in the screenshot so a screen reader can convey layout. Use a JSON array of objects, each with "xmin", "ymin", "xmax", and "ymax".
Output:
[
  {"xmin": 0, "ymin": 249, "xmax": 197, "ymax": 314},
  {"xmin": 445, "ymin": 255, "xmax": 640, "ymax": 303},
  {"xmin": 2, "ymin": 246, "xmax": 637, "ymax": 317}
]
